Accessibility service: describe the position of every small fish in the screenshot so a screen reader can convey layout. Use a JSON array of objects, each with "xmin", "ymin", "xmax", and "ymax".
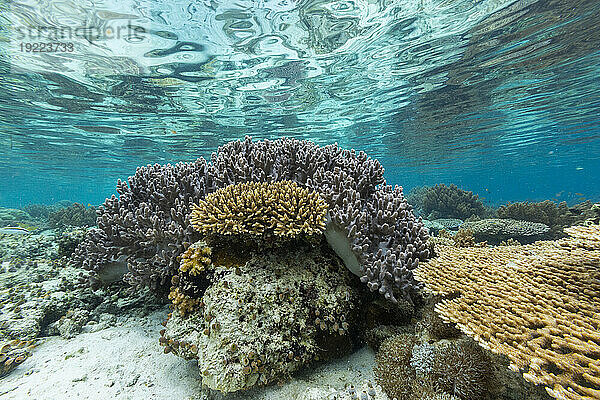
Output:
[
  {"xmin": 575, "ymin": 193, "xmax": 584, "ymax": 196},
  {"xmin": 0, "ymin": 226, "xmax": 32, "ymax": 235}
]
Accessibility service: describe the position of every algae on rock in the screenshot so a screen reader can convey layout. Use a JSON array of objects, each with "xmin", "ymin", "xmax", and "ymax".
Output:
[{"xmin": 161, "ymin": 245, "xmax": 362, "ymax": 393}]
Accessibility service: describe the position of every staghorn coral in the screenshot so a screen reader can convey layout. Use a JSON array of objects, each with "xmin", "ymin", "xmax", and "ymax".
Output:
[
  {"xmin": 420, "ymin": 184, "xmax": 486, "ymax": 220},
  {"xmin": 413, "ymin": 225, "xmax": 600, "ymax": 400},
  {"xmin": 190, "ymin": 181, "xmax": 327, "ymax": 238},
  {"xmin": 461, "ymin": 218, "xmax": 549, "ymax": 244}
]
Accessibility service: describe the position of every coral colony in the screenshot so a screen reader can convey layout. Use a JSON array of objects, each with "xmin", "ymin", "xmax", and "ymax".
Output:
[
  {"xmin": 73, "ymin": 136, "xmax": 430, "ymax": 303},
  {"xmin": 61, "ymin": 137, "xmax": 600, "ymax": 399}
]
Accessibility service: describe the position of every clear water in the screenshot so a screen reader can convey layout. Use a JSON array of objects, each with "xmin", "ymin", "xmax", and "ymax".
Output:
[{"xmin": 0, "ymin": 0, "xmax": 599, "ymax": 208}]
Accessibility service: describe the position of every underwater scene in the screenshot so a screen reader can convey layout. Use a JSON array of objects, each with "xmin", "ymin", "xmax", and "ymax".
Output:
[{"xmin": 0, "ymin": 0, "xmax": 599, "ymax": 399}]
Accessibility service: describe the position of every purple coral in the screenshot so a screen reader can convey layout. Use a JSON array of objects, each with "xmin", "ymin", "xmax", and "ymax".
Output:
[
  {"xmin": 73, "ymin": 136, "xmax": 430, "ymax": 302},
  {"xmin": 209, "ymin": 137, "xmax": 429, "ymax": 302},
  {"xmin": 72, "ymin": 159, "xmax": 215, "ymax": 290}
]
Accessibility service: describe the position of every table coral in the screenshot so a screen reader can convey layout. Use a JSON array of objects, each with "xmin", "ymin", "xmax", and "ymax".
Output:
[{"xmin": 413, "ymin": 225, "xmax": 600, "ymax": 400}]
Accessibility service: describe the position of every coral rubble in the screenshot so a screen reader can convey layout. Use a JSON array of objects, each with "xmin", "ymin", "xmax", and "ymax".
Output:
[{"xmin": 414, "ymin": 225, "xmax": 600, "ymax": 400}]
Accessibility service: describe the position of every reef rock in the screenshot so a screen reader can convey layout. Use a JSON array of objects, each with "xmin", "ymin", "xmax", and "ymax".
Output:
[{"xmin": 160, "ymin": 246, "xmax": 361, "ymax": 393}]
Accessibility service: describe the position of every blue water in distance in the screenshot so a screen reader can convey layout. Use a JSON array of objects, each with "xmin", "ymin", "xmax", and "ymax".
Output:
[{"xmin": 0, "ymin": 0, "xmax": 599, "ymax": 209}]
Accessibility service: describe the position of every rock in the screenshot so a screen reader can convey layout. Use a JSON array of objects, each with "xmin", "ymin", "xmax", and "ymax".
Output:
[{"xmin": 161, "ymin": 246, "xmax": 362, "ymax": 393}]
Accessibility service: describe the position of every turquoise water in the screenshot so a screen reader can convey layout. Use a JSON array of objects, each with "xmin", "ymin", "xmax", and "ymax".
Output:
[{"xmin": 1, "ymin": 0, "xmax": 599, "ymax": 208}]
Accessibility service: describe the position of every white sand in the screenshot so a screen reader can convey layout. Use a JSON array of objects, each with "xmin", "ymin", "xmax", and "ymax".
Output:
[{"xmin": 0, "ymin": 308, "xmax": 385, "ymax": 400}]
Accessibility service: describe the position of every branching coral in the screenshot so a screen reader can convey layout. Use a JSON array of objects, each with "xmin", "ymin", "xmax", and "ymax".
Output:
[
  {"xmin": 413, "ymin": 225, "xmax": 600, "ymax": 400},
  {"xmin": 190, "ymin": 181, "xmax": 327, "ymax": 237},
  {"xmin": 72, "ymin": 137, "xmax": 429, "ymax": 302},
  {"xmin": 420, "ymin": 184, "xmax": 486, "ymax": 220},
  {"xmin": 179, "ymin": 242, "xmax": 212, "ymax": 276},
  {"xmin": 428, "ymin": 340, "xmax": 491, "ymax": 400},
  {"xmin": 374, "ymin": 334, "xmax": 418, "ymax": 400},
  {"xmin": 72, "ymin": 159, "xmax": 214, "ymax": 290},
  {"xmin": 48, "ymin": 203, "xmax": 97, "ymax": 229}
]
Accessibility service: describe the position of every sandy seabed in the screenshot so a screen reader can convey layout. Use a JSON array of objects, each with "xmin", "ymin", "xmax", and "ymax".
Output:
[{"xmin": 0, "ymin": 308, "xmax": 383, "ymax": 400}]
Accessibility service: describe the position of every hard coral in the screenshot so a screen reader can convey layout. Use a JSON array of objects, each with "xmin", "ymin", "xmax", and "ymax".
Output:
[
  {"xmin": 73, "ymin": 137, "xmax": 429, "ymax": 302},
  {"xmin": 414, "ymin": 225, "xmax": 600, "ymax": 400},
  {"xmin": 420, "ymin": 184, "xmax": 486, "ymax": 220},
  {"xmin": 191, "ymin": 181, "xmax": 327, "ymax": 238},
  {"xmin": 48, "ymin": 203, "xmax": 97, "ymax": 230},
  {"xmin": 428, "ymin": 340, "xmax": 491, "ymax": 400},
  {"xmin": 461, "ymin": 218, "xmax": 549, "ymax": 244},
  {"xmin": 72, "ymin": 159, "xmax": 214, "ymax": 290},
  {"xmin": 179, "ymin": 241, "xmax": 212, "ymax": 276},
  {"xmin": 374, "ymin": 333, "xmax": 417, "ymax": 400}
]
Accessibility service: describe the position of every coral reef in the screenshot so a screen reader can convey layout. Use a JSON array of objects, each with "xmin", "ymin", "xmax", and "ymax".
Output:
[
  {"xmin": 56, "ymin": 227, "xmax": 87, "ymax": 258},
  {"xmin": 374, "ymin": 333, "xmax": 417, "ymax": 400},
  {"xmin": 179, "ymin": 241, "xmax": 212, "ymax": 277},
  {"xmin": 73, "ymin": 137, "xmax": 430, "ymax": 302},
  {"xmin": 72, "ymin": 159, "xmax": 214, "ymax": 290},
  {"xmin": 191, "ymin": 181, "xmax": 327, "ymax": 238},
  {"xmin": 418, "ymin": 184, "xmax": 486, "ymax": 220},
  {"xmin": 413, "ymin": 225, "xmax": 600, "ymax": 400},
  {"xmin": 432, "ymin": 218, "xmax": 464, "ymax": 231},
  {"xmin": 21, "ymin": 204, "xmax": 51, "ymax": 219},
  {"xmin": 497, "ymin": 200, "xmax": 600, "ymax": 238},
  {"xmin": 461, "ymin": 218, "xmax": 549, "ymax": 244},
  {"xmin": 48, "ymin": 203, "xmax": 97, "ymax": 230},
  {"xmin": 426, "ymin": 340, "xmax": 491, "ymax": 400},
  {"xmin": 0, "ymin": 208, "xmax": 30, "ymax": 228},
  {"xmin": 160, "ymin": 246, "xmax": 360, "ymax": 393}
]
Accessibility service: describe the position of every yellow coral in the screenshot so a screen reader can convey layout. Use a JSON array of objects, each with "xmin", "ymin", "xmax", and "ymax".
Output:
[
  {"xmin": 190, "ymin": 181, "xmax": 327, "ymax": 237},
  {"xmin": 180, "ymin": 242, "xmax": 212, "ymax": 276},
  {"xmin": 168, "ymin": 287, "xmax": 200, "ymax": 316},
  {"xmin": 414, "ymin": 225, "xmax": 600, "ymax": 400}
]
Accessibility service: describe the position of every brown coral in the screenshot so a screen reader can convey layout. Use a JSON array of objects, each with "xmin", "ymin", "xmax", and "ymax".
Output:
[
  {"xmin": 168, "ymin": 287, "xmax": 200, "ymax": 316},
  {"xmin": 414, "ymin": 225, "xmax": 600, "ymax": 400},
  {"xmin": 179, "ymin": 241, "xmax": 212, "ymax": 276},
  {"xmin": 190, "ymin": 181, "xmax": 327, "ymax": 238},
  {"xmin": 374, "ymin": 333, "xmax": 418, "ymax": 400}
]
